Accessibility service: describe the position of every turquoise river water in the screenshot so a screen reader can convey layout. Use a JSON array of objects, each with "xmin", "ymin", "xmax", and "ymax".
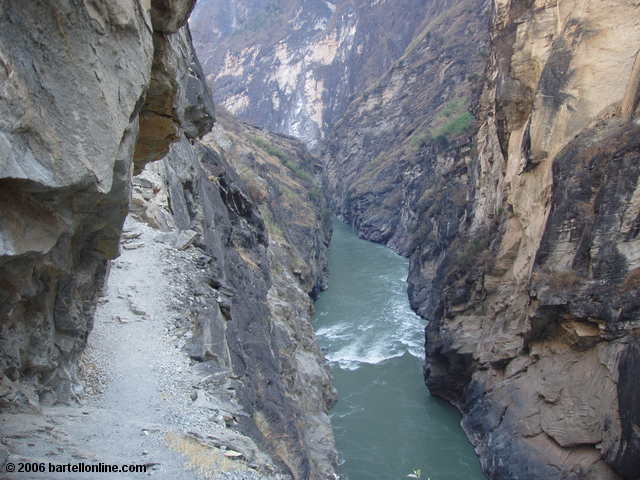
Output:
[{"xmin": 314, "ymin": 220, "xmax": 486, "ymax": 480}]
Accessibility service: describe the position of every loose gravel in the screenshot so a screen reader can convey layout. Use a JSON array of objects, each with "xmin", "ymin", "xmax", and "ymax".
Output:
[{"xmin": 1, "ymin": 217, "xmax": 287, "ymax": 480}]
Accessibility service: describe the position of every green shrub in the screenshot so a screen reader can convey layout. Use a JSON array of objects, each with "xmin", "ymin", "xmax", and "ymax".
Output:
[
  {"xmin": 455, "ymin": 229, "xmax": 491, "ymax": 267},
  {"xmin": 409, "ymin": 131, "xmax": 432, "ymax": 151},
  {"xmin": 409, "ymin": 99, "xmax": 474, "ymax": 151},
  {"xmin": 251, "ymin": 136, "xmax": 288, "ymax": 162},
  {"xmin": 308, "ymin": 187, "xmax": 322, "ymax": 204},
  {"xmin": 440, "ymin": 98, "xmax": 466, "ymax": 118},
  {"xmin": 251, "ymin": 136, "xmax": 314, "ymax": 183},
  {"xmin": 433, "ymin": 111, "xmax": 474, "ymax": 139},
  {"xmin": 282, "ymin": 159, "xmax": 313, "ymax": 183}
]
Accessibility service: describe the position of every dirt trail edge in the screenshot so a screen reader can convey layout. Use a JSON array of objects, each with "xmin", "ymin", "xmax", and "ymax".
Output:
[{"xmin": 0, "ymin": 217, "xmax": 285, "ymax": 480}]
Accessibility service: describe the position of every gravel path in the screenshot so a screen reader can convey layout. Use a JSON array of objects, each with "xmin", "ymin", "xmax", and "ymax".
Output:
[{"xmin": 1, "ymin": 217, "xmax": 285, "ymax": 480}]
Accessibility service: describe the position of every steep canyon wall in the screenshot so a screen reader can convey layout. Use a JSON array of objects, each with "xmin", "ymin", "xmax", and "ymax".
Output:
[
  {"xmin": 157, "ymin": 113, "xmax": 338, "ymax": 478},
  {"xmin": 327, "ymin": 1, "xmax": 640, "ymax": 479},
  {"xmin": 190, "ymin": 0, "xmax": 429, "ymax": 147},
  {"xmin": 192, "ymin": 0, "xmax": 640, "ymax": 478}
]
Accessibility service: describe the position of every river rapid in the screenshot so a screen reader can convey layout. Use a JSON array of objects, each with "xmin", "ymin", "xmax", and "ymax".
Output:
[{"xmin": 314, "ymin": 220, "xmax": 486, "ymax": 480}]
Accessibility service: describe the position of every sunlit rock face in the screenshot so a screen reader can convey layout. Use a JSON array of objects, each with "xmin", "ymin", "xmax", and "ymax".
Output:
[
  {"xmin": 189, "ymin": 0, "xmax": 428, "ymax": 148},
  {"xmin": 401, "ymin": 2, "xmax": 640, "ymax": 479},
  {"xmin": 327, "ymin": 1, "xmax": 640, "ymax": 478}
]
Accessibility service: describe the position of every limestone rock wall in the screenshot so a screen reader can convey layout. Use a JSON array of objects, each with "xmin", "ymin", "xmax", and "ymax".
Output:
[{"xmin": 0, "ymin": 0, "xmax": 212, "ymax": 410}]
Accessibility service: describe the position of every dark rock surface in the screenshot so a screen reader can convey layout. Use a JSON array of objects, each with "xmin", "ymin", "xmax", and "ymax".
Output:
[
  {"xmin": 1, "ymin": 0, "xmax": 152, "ymax": 410},
  {"xmin": 161, "ymin": 112, "xmax": 337, "ymax": 478},
  {"xmin": 134, "ymin": 25, "xmax": 214, "ymax": 173},
  {"xmin": 0, "ymin": 0, "xmax": 212, "ymax": 411}
]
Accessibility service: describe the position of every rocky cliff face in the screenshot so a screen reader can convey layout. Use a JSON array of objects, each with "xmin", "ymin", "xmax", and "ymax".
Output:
[
  {"xmin": 159, "ymin": 111, "xmax": 338, "ymax": 479},
  {"xmin": 420, "ymin": 2, "xmax": 640, "ymax": 479},
  {"xmin": 189, "ymin": 0, "xmax": 429, "ymax": 147},
  {"xmin": 0, "ymin": 2, "xmax": 337, "ymax": 478},
  {"xmin": 0, "ymin": 0, "xmax": 210, "ymax": 410},
  {"xmin": 324, "ymin": 1, "xmax": 640, "ymax": 479},
  {"xmin": 324, "ymin": 0, "xmax": 489, "ymax": 255}
]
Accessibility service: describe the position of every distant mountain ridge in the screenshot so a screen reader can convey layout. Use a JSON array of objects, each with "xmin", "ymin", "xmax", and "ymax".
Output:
[{"xmin": 190, "ymin": 0, "xmax": 428, "ymax": 148}]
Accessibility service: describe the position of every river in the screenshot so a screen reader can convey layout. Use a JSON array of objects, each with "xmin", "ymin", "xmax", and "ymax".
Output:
[{"xmin": 314, "ymin": 220, "xmax": 486, "ymax": 480}]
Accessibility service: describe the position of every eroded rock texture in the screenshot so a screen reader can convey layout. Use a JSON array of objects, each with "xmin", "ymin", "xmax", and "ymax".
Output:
[
  {"xmin": 424, "ymin": 3, "xmax": 640, "ymax": 478},
  {"xmin": 190, "ymin": 0, "xmax": 430, "ymax": 147},
  {"xmin": 324, "ymin": 0, "xmax": 490, "ymax": 255},
  {"xmin": 0, "ymin": 0, "xmax": 212, "ymax": 410},
  {"xmin": 134, "ymin": 25, "xmax": 214, "ymax": 172},
  {"xmin": 159, "ymin": 110, "xmax": 337, "ymax": 478}
]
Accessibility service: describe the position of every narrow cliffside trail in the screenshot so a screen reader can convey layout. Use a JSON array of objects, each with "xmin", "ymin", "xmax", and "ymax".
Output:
[
  {"xmin": 1, "ymin": 1, "xmax": 337, "ymax": 479},
  {"xmin": 0, "ymin": 217, "xmax": 284, "ymax": 480}
]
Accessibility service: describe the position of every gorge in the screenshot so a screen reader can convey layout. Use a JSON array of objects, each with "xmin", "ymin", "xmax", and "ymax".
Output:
[{"xmin": 1, "ymin": 1, "xmax": 640, "ymax": 480}]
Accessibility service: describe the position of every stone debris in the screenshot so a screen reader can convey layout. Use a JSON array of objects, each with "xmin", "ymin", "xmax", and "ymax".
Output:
[
  {"xmin": 127, "ymin": 299, "xmax": 147, "ymax": 317},
  {"xmin": 174, "ymin": 230, "xmax": 199, "ymax": 250},
  {"xmin": 0, "ymin": 217, "xmax": 289, "ymax": 480},
  {"xmin": 122, "ymin": 242, "xmax": 146, "ymax": 250},
  {"xmin": 224, "ymin": 450, "xmax": 243, "ymax": 459}
]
